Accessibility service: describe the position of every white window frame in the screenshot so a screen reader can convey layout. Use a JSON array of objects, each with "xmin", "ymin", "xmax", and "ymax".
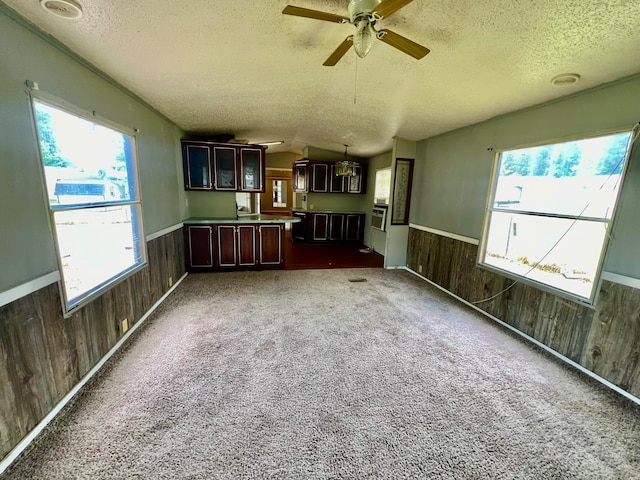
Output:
[
  {"xmin": 31, "ymin": 91, "xmax": 147, "ymax": 316},
  {"xmin": 478, "ymin": 129, "xmax": 634, "ymax": 305}
]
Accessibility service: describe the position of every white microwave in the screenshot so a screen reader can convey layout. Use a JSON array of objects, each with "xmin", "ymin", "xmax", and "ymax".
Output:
[{"xmin": 372, "ymin": 205, "xmax": 388, "ymax": 231}]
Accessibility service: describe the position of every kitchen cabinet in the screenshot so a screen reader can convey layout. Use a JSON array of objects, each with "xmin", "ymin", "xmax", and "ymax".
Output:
[
  {"xmin": 329, "ymin": 164, "xmax": 346, "ymax": 192},
  {"xmin": 184, "ymin": 222, "xmax": 284, "ymax": 271},
  {"xmin": 291, "ymin": 211, "xmax": 308, "ymax": 241},
  {"xmin": 258, "ymin": 224, "xmax": 283, "ymax": 266},
  {"xmin": 345, "ymin": 214, "xmax": 364, "ymax": 241},
  {"xmin": 312, "ymin": 213, "xmax": 329, "ymax": 241},
  {"xmin": 293, "ymin": 161, "xmax": 308, "ymax": 193},
  {"xmin": 185, "ymin": 225, "xmax": 214, "ymax": 269},
  {"xmin": 183, "ymin": 144, "xmax": 212, "ymax": 190},
  {"xmin": 311, "ymin": 163, "xmax": 329, "ymax": 192},
  {"xmin": 292, "ymin": 212, "xmax": 365, "ymax": 244},
  {"xmin": 329, "ymin": 214, "xmax": 344, "ymax": 241},
  {"xmin": 293, "ymin": 160, "xmax": 367, "ymax": 194},
  {"xmin": 347, "ymin": 164, "xmax": 366, "ymax": 194},
  {"xmin": 182, "ymin": 140, "xmax": 265, "ymax": 192}
]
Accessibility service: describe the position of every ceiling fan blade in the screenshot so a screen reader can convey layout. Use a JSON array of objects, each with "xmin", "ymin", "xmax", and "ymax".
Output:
[
  {"xmin": 377, "ymin": 29, "xmax": 430, "ymax": 59},
  {"xmin": 282, "ymin": 5, "xmax": 350, "ymax": 24},
  {"xmin": 372, "ymin": 0, "xmax": 415, "ymax": 19},
  {"xmin": 323, "ymin": 36, "xmax": 353, "ymax": 66}
]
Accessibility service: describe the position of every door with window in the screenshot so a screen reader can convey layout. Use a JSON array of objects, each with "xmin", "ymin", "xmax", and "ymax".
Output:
[{"xmin": 260, "ymin": 170, "xmax": 293, "ymax": 215}]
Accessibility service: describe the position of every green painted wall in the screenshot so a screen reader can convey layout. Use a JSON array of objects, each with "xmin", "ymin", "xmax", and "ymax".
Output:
[
  {"xmin": 186, "ymin": 191, "xmax": 237, "ymax": 218},
  {"xmin": 0, "ymin": 7, "xmax": 185, "ymax": 292},
  {"xmin": 266, "ymin": 152, "xmax": 302, "ymax": 169},
  {"xmin": 411, "ymin": 74, "xmax": 640, "ymax": 278}
]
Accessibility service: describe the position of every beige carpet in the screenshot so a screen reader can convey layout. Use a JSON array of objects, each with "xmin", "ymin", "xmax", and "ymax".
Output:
[{"xmin": 4, "ymin": 269, "xmax": 640, "ymax": 479}]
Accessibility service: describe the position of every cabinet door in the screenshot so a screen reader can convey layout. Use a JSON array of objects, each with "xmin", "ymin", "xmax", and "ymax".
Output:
[
  {"xmin": 293, "ymin": 163, "xmax": 308, "ymax": 192},
  {"xmin": 213, "ymin": 147, "xmax": 237, "ymax": 190},
  {"xmin": 186, "ymin": 225, "xmax": 213, "ymax": 268},
  {"xmin": 311, "ymin": 164, "xmax": 329, "ymax": 192},
  {"xmin": 329, "ymin": 214, "xmax": 344, "ymax": 241},
  {"xmin": 312, "ymin": 213, "xmax": 329, "ymax": 241},
  {"xmin": 291, "ymin": 212, "xmax": 307, "ymax": 241},
  {"xmin": 240, "ymin": 148, "xmax": 264, "ymax": 192},
  {"xmin": 329, "ymin": 164, "xmax": 346, "ymax": 193},
  {"xmin": 216, "ymin": 225, "xmax": 237, "ymax": 267},
  {"xmin": 347, "ymin": 164, "xmax": 365, "ymax": 193},
  {"xmin": 345, "ymin": 214, "xmax": 363, "ymax": 242},
  {"xmin": 259, "ymin": 224, "xmax": 283, "ymax": 266},
  {"xmin": 237, "ymin": 225, "xmax": 257, "ymax": 266},
  {"xmin": 183, "ymin": 145, "xmax": 211, "ymax": 190}
]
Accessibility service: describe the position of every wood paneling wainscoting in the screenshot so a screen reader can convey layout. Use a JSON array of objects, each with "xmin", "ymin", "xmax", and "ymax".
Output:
[
  {"xmin": 407, "ymin": 227, "xmax": 640, "ymax": 399},
  {"xmin": 0, "ymin": 228, "xmax": 185, "ymax": 463}
]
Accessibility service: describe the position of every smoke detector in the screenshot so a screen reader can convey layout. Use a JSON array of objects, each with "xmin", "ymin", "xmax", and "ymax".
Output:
[
  {"xmin": 551, "ymin": 73, "xmax": 581, "ymax": 87},
  {"xmin": 40, "ymin": 0, "xmax": 83, "ymax": 19}
]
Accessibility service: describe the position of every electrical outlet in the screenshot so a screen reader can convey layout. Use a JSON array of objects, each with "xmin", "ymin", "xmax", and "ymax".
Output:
[
  {"xmin": 310, "ymin": 204, "xmax": 314, "ymax": 210},
  {"xmin": 121, "ymin": 318, "xmax": 129, "ymax": 334},
  {"xmin": 169, "ymin": 276, "xmax": 173, "ymax": 287},
  {"xmin": 418, "ymin": 264, "xmax": 423, "ymax": 273}
]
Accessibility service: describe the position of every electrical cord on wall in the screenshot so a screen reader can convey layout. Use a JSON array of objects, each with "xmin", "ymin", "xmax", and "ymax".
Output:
[{"xmin": 471, "ymin": 123, "xmax": 640, "ymax": 305}]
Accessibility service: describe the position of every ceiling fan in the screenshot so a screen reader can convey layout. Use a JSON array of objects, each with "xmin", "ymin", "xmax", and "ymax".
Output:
[{"xmin": 282, "ymin": 0, "xmax": 430, "ymax": 66}]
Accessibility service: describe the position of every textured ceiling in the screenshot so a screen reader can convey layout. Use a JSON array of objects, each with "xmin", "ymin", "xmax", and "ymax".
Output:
[{"xmin": 4, "ymin": 0, "xmax": 640, "ymax": 156}]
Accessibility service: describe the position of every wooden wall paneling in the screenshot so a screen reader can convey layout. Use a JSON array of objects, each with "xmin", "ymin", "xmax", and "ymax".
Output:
[
  {"xmin": 0, "ymin": 283, "xmax": 77, "ymax": 455},
  {"xmin": 407, "ymin": 227, "xmax": 640, "ymax": 399},
  {"xmin": 582, "ymin": 281, "xmax": 640, "ymax": 397},
  {"xmin": 0, "ymin": 230, "xmax": 185, "ymax": 463}
]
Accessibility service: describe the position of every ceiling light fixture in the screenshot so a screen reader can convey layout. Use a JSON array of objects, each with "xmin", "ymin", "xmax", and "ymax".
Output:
[
  {"xmin": 353, "ymin": 18, "xmax": 376, "ymax": 58},
  {"xmin": 40, "ymin": 0, "xmax": 83, "ymax": 19},
  {"xmin": 257, "ymin": 141, "xmax": 285, "ymax": 146},
  {"xmin": 335, "ymin": 144, "xmax": 357, "ymax": 177},
  {"xmin": 551, "ymin": 73, "xmax": 581, "ymax": 87}
]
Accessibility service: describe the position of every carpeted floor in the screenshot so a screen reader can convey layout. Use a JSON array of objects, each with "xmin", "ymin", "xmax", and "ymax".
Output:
[{"xmin": 4, "ymin": 269, "xmax": 640, "ymax": 479}]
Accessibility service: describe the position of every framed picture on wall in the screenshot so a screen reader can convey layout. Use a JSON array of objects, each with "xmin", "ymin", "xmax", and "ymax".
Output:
[{"xmin": 391, "ymin": 158, "xmax": 414, "ymax": 225}]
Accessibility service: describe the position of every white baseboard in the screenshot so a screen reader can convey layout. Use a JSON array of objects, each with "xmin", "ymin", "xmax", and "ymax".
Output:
[
  {"xmin": 0, "ymin": 272, "xmax": 188, "ymax": 476},
  {"xmin": 400, "ymin": 266, "xmax": 640, "ymax": 407}
]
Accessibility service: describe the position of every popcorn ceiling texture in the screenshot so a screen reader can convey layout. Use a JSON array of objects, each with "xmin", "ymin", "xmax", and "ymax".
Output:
[
  {"xmin": 4, "ymin": 269, "xmax": 640, "ymax": 479},
  {"xmin": 3, "ymin": 0, "xmax": 640, "ymax": 156}
]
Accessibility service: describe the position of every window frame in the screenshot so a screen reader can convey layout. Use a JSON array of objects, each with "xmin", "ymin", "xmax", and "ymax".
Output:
[
  {"xmin": 31, "ymin": 91, "xmax": 147, "ymax": 316},
  {"xmin": 477, "ymin": 129, "xmax": 634, "ymax": 306}
]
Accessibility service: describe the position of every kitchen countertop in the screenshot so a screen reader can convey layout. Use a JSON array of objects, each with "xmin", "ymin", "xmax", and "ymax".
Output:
[
  {"xmin": 183, "ymin": 215, "xmax": 300, "ymax": 224},
  {"xmin": 292, "ymin": 209, "xmax": 367, "ymax": 215}
]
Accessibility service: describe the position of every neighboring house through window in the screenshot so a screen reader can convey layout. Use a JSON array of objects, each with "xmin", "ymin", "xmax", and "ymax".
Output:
[{"xmin": 33, "ymin": 97, "xmax": 146, "ymax": 315}]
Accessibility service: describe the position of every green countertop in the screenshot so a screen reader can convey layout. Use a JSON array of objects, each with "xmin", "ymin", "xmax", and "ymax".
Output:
[{"xmin": 184, "ymin": 215, "xmax": 300, "ymax": 224}]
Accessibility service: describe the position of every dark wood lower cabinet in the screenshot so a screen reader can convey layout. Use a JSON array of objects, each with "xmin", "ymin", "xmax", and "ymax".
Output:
[
  {"xmin": 185, "ymin": 223, "xmax": 284, "ymax": 271},
  {"xmin": 292, "ymin": 212, "xmax": 365, "ymax": 244},
  {"xmin": 258, "ymin": 225, "xmax": 282, "ymax": 265},
  {"xmin": 312, "ymin": 213, "xmax": 329, "ymax": 241},
  {"xmin": 185, "ymin": 225, "xmax": 214, "ymax": 269}
]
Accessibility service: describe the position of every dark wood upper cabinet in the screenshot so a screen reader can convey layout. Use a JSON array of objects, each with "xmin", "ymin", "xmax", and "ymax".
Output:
[
  {"xmin": 347, "ymin": 164, "xmax": 366, "ymax": 194},
  {"xmin": 329, "ymin": 164, "xmax": 346, "ymax": 192},
  {"xmin": 293, "ymin": 162, "xmax": 308, "ymax": 193},
  {"xmin": 213, "ymin": 146, "xmax": 237, "ymax": 191},
  {"xmin": 311, "ymin": 163, "xmax": 329, "ymax": 192},
  {"xmin": 182, "ymin": 141, "xmax": 265, "ymax": 192},
  {"xmin": 240, "ymin": 148, "xmax": 264, "ymax": 192},
  {"xmin": 183, "ymin": 144, "xmax": 212, "ymax": 190}
]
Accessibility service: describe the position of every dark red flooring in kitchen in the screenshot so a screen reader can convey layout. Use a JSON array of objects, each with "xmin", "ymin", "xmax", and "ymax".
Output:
[{"xmin": 283, "ymin": 231, "xmax": 384, "ymax": 270}]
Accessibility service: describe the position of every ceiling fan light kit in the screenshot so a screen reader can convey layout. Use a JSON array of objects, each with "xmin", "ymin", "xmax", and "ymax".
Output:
[{"xmin": 283, "ymin": 0, "xmax": 429, "ymax": 66}]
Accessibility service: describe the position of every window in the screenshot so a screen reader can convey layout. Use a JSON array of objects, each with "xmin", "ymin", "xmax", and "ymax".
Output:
[
  {"xmin": 374, "ymin": 167, "xmax": 391, "ymax": 205},
  {"xmin": 33, "ymin": 98, "xmax": 146, "ymax": 314},
  {"xmin": 479, "ymin": 131, "xmax": 633, "ymax": 303}
]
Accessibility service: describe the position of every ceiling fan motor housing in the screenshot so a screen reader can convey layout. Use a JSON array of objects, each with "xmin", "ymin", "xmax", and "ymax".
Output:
[{"xmin": 348, "ymin": 0, "xmax": 381, "ymax": 21}]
